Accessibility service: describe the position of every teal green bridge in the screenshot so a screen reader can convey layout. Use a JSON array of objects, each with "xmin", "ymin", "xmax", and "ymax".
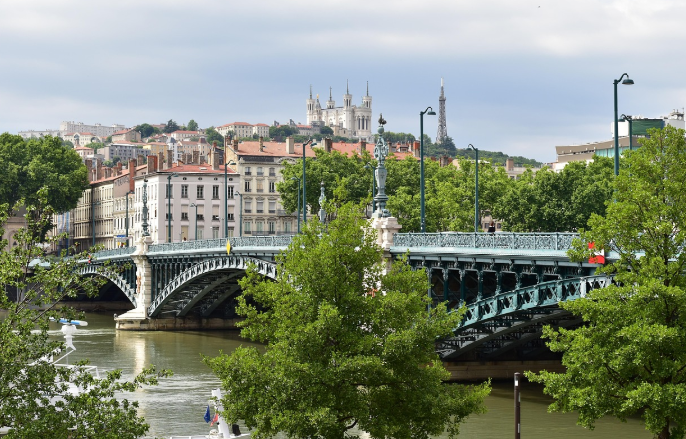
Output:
[{"xmin": 83, "ymin": 231, "xmax": 610, "ymax": 363}]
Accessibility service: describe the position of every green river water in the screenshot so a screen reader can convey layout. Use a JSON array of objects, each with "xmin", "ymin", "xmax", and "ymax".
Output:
[{"xmin": 54, "ymin": 313, "xmax": 651, "ymax": 439}]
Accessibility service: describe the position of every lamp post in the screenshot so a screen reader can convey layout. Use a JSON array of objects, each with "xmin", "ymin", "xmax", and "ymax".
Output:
[
  {"xmin": 613, "ymin": 73, "xmax": 634, "ymax": 175},
  {"xmin": 621, "ymin": 114, "xmax": 634, "ymax": 150},
  {"xmin": 302, "ymin": 138, "xmax": 317, "ymax": 225},
  {"xmin": 91, "ymin": 200, "xmax": 101, "ymax": 248},
  {"xmin": 125, "ymin": 190, "xmax": 134, "ymax": 247},
  {"xmin": 364, "ymin": 162, "xmax": 377, "ymax": 215},
  {"xmin": 419, "ymin": 107, "xmax": 436, "ymax": 233},
  {"xmin": 290, "ymin": 177, "xmax": 301, "ymax": 233},
  {"xmin": 190, "ymin": 202, "xmax": 198, "ymax": 240},
  {"xmin": 235, "ymin": 190, "xmax": 243, "ymax": 236},
  {"xmin": 167, "ymin": 173, "xmax": 178, "ymax": 242},
  {"xmin": 467, "ymin": 144, "xmax": 479, "ymax": 233},
  {"xmin": 225, "ymin": 160, "xmax": 237, "ymax": 238}
]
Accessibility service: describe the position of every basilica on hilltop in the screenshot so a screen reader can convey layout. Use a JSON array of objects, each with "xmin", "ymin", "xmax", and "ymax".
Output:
[{"xmin": 306, "ymin": 82, "xmax": 373, "ymax": 142}]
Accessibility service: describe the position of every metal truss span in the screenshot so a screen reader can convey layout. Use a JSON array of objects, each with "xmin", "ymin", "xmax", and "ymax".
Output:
[
  {"xmin": 79, "ymin": 264, "xmax": 138, "ymax": 308},
  {"xmin": 147, "ymin": 255, "xmax": 278, "ymax": 317},
  {"xmin": 438, "ymin": 275, "xmax": 613, "ymax": 360}
]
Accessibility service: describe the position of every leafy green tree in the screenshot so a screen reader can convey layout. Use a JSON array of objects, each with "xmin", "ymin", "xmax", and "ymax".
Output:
[
  {"xmin": 163, "ymin": 119, "xmax": 180, "ymax": 134},
  {"xmin": 135, "ymin": 123, "xmax": 158, "ymax": 138},
  {"xmin": 186, "ymin": 119, "xmax": 198, "ymax": 131},
  {"xmin": 88, "ymin": 142, "xmax": 105, "ymax": 152},
  {"xmin": 320, "ymin": 125, "xmax": 334, "ymax": 135},
  {"xmin": 204, "ymin": 127, "xmax": 224, "ymax": 146},
  {"xmin": 527, "ymin": 127, "xmax": 686, "ymax": 439},
  {"xmin": 426, "ymin": 135, "xmax": 456, "ymax": 158},
  {"xmin": 0, "ymin": 134, "xmax": 88, "ymax": 218},
  {"xmin": 61, "ymin": 139, "xmax": 74, "ymax": 148},
  {"xmin": 269, "ymin": 125, "xmax": 298, "ymax": 140},
  {"xmin": 493, "ymin": 157, "xmax": 613, "ymax": 232},
  {"xmin": 0, "ymin": 194, "xmax": 171, "ymax": 438},
  {"xmin": 205, "ymin": 204, "xmax": 489, "ymax": 439}
]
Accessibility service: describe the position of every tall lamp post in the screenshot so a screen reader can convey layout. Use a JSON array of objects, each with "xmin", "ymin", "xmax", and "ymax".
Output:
[
  {"xmin": 364, "ymin": 162, "xmax": 377, "ymax": 215},
  {"xmin": 235, "ymin": 190, "xmax": 243, "ymax": 236},
  {"xmin": 302, "ymin": 138, "xmax": 317, "ymax": 225},
  {"xmin": 467, "ymin": 144, "xmax": 479, "ymax": 233},
  {"xmin": 290, "ymin": 177, "xmax": 301, "ymax": 233},
  {"xmin": 419, "ymin": 107, "xmax": 436, "ymax": 233},
  {"xmin": 167, "ymin": 173, "xmax": 178, "ymax": 242},
  {"xmin": 620, "ymin": 114, "xmax": 634, "ymax": 151},
  {"xmin": 225, "ymin": 160, "xmax": 237, "ymax": 238},
  {"xmin": 190, "ymin": 202, "xmax": 198, "ymax": 240},
  {"xmin": 613, "ymin": 73, "xmax": 634, "ymax": 175},
  {"xmin": 125, "ymin": 190, "xmax": 134, "ymax": 247}
]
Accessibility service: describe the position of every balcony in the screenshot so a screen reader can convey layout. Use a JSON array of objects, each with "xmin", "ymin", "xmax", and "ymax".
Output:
[
  {"xmin": 268, "ymin": 209, "xmax": 276, "ymax": 214},
  {"xmin": 269, "ymin": 172, "xmax": 276, "ymax": 177},
  {"xmin": 256, "ymin": 189, "xmax": 264, "ymax": 193},
  {"xmin": 244, "ymin": 209, "xmax": 252, "ymax": 213},
  {"xmin": 212, "ymin": 215, "xmax": 220, "ymax": 221},
  {"xmin": 227, "ymin": 213, "xmax": 235, "ymax": 220},
  {"xmin": 256, "ymin": 171, "xmax": 264, "ymax": 176},
  {"xmin": 181, "ymin": 213, "xmax": 189, "ymax": 220},
  {"xmin": 197, "ymin": 214, "xmax": 205, "ymax": 221},
  {"xmin": 256, "ymin": 209, "xmax": 264, "ymax": 214}
]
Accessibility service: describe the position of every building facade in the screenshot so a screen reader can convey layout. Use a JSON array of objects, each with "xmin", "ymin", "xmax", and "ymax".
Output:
[
  {"xmin": 59, "ymin": 122, "xmax": 126, "ymax": 138},
  {"xmin": 306, "ymin": 83, "xmax": 373, "ymax": 141}
]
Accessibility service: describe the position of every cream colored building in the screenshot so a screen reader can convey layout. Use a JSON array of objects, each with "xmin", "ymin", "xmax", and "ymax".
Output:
[{"xmin": 306, "ymin": 83, "xmax": 373, "ymax": 142}]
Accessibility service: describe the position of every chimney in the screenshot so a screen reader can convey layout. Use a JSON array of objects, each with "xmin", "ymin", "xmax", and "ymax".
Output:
[
  {"xmin": 223, "ymin": 135, "xmax": 229, "ymax": 151},
  {"xmin": 212, "ymin": 149, "xmax": 220, "ymax": 170},
  {"xmin": 506, "ymin": 158, "xmax": 514, "ymax": 171},
  {"xmin": 167, "ymin": 149, "xmax": 172, "ymax": 168},
  {"xmin": 325, "ymin": 137, "xmax": 332, "ymax": 153},
  {"xmin": 413, "ymin": 141, "xmax": 420, "ymax": 158},
  {"xmin": 192, "ymin": 150, "xmax": 200, "ymax": 164},
  {"xmin": 137, "ymin": 155, "xmax": 144, "ymax": 166},
  {"xmin": 259, "ymin": 136, "xmax": 264, "ymax": 151},
  {"xmin": 147, "ymin": 155, "xmax": 158, "ymax": 174},
  {"xmin": 360, "ymin": 140, "xmax": 367, "ymax": 155},
  {"xmin": 286, "ymin": 137, "xmax": 295, "ymax": 154},
  {"xmin": 129, "ymin": 159, "xmax": 136, "ymax": 193},
  {"xmin": 117, "ymin": 161, "xmax": 123, "ymax": 176},
  {"xmin": 96, "ymin": 160, "xmax": 103, "ymax": 181},
  {"xmin": 158, "ymin": 151, "xmax": 165, "ymax": 170},
  {"xmin": 85, "ymin": 159, "xmax": 93, "ymax": 182},
  {"xmin": 104, "ymin": 167, "xmax": 112, "ymax": 178},
  {"xmin": 233, "ymin": 139, "xmax": 239, "ymax": 151}
]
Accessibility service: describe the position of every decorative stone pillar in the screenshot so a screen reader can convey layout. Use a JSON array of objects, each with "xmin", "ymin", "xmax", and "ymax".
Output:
[
  {"xmin": 370, "ymin": 216, "xmax": 402, "ymax": 274},
  {"xmin": 115, "ymin": 235, "xmax": 153, "ymax": 327}
]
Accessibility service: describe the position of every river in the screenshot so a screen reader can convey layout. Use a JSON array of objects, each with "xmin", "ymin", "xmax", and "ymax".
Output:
[{"xmin": 55, "ymin": 313, "xmax": 650, "ymax": 439}]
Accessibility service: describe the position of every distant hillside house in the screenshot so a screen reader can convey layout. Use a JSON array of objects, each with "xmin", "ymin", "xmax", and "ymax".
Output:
[
  {"xmin": 171, "ymin": 130, "xmax": 203, "ymax": 141},
  {"xmin": 217, "ymin": 123, "xmax": 253, "ymax": 139},
  {"xmin": 111, "ymin": 128, "xmax": 142, "ymax": 143},
  {"xmin": 63, "ymin": 132, "xmax": 102, "ymax": 146}
]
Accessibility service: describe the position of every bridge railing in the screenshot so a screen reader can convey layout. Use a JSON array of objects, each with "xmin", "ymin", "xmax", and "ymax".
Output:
[
  {"xmin": 91, "ymin": 246, "xmax": 136, "ymax": 259},
  {"xmin": 393, "ymin": 232, "xmax": 578, "ymax": 251},
  {"xmin": 147, "ymin": 235, "xmax": 296, "ymax": 255}
]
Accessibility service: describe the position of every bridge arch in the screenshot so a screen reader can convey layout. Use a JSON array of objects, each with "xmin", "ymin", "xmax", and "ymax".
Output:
[
  {"xmin": 148, "ymin": 255, "xmax": 278, "ymax": 318},
  {"xmin": 78, "ymin": 264, "xmax": 138, "ymax": 308}
]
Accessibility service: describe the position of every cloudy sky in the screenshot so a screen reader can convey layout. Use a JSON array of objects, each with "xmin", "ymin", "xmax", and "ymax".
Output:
[{"xmin": 1, "ymin": 0, "xmax": 683, "ymax": 162}]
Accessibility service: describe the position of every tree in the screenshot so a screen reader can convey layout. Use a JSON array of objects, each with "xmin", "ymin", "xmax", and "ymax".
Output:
[
  {"xmin": 61, "ymin": 139, "xmax": 74, "ymax": 149},
  {"xmin": 88, "ymin": 142, "xmax": 105, "ymax": 152},
  {"xmin": 186, "ymin": 119, "xmax": 198, "ymax": 131},
  {"xmin": 0, "ymin": 134, "xmax": 88, "ymax": 218},
  {"xmin": 163, "ymin": 119, "xmax": 180, "ymax": 134},
  {"xmin": 526, "ymin": 127, "xmax": 686, "ymax": 439},
  {"xmin": 205, "ymin": 204, "xmax": 490, "ymax": 439},
  {"xmin": 320, "ymin": 125, "xmax": 334, "ymax": 135},
  {"xmin": 269, "ymin": 125, "xmax": 298, "ymax": 140},
  {"xmin": 135, "ymin": 123, "xmax": 157, "ymax": 138},
  {"xmin": 0, "ymin": 193, "xmax": 171, "ymax": 438},
  {"xmin": 204, "ymin": 127, "xmax": 224, "ymax": 146},
  {"xmin": 426, "ymin": 135, "xmax": 456, "ymax": 158}
]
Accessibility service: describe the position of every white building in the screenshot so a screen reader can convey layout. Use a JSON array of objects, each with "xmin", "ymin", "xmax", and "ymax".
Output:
[
  {"xmin": 306, "ymin": 82, "xmax": 373, "ymax": 141},
  {"xmin": 60, "ymin": 121, "xmax": 126, "ymax": 138}
]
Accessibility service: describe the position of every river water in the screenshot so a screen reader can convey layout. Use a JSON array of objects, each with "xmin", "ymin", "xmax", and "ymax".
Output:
[{"xmin": 55, "ymin": 313, "xmax": 651, "ymax": 439}]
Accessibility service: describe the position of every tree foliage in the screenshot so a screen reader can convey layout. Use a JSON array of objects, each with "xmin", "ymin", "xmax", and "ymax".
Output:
[
  {"xmin": 526, "ymin": 127, "xmax": 686, "ymax": 439},
  {"xmin": 204, "ymin": 127, "xmax": 224, "ymax": 146},
  {"xmin": 163, "ymin": 119, "xmax": 180, "ymax": 134},
  {"xmin": 0, "ymin": 193, "xmax": 171, "ymax": 438},
  {"xmin": 320, "ymin": 125, "xmax": 334, "ymax": 135},
  {"xmin": 134, "ymin": 123, "xmax": 159, "ymax": 138},
  {"xmin": 492, "ymin": 157, "xmax": 614, "ymax": 232},
  {"xmin": 205, "ymin": 204, "xmax": 489, "ymax": 439},
  {"xmin": 0, "ymin": 134, "xmax": 88, "ymax": 217},
  {"xmin": 186, "ymin": 119, "xmax": 198, "ymax": 131},
  {"xmin": 269, "ymin": 125, "xmax": 298, "ymax": 140}
]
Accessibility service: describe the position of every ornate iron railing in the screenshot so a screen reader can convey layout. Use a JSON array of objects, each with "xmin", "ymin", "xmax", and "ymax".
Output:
[
  {"xmin": 92, "ymin": 247, "xmax": 136, "ymax": 259},
  {"xmin": 147, "ymin": 236, "xmax": 294, "ymax": 254},
  {"xmin": 393, "ymin": 232, "xmax": 577, "ymax": 251}
]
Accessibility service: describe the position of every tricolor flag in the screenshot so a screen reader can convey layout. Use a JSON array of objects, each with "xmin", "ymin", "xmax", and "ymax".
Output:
[
  {"xmin": 210, "ymin": 412, "xmax": 219, "ymax": 426},
  {"xmin": 204, "ymin": 405, "xmax": 211, "ymax": 423}
]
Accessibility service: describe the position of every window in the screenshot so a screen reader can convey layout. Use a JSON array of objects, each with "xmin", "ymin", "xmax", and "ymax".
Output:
[
  {"xmin": 269, "ymin": 201, "xmax": 276, "ymax": 214},
  {"xmin": 269, "ymin": 181, "xmax": 276, "ymax": 193},
  {"xmin": 212, "ymin": 185, "xmax": 219, "ymax": 199},
  {"xmin": 268, "ymin": 221, "xmax": 276, "ymax": 234},
  {"xmin": 212, "ymin": 227, "xmax": 220, "ymax": 239},
  {"xmin": 197, "ymin": 228, "xmax": 204, "ymax": 240},
  {"xmin": 227, "ymin": 227, "xmax": 234, "ymax": 237},
  {"xmin": 244, "ymin": 221, "xmax": 251, "ymax": 234},
  {"xmin": 269, "ymin": 167, "xmax": 276, "ymax": 177},
  {"xmin": 284, "ymin": 222, "xmax": 292, "ymax": 233},
  {"xmin": 197, "ymin": 185, "xmax": 204, "ymax": 199},
  {"xmin": 181, "ymin": 185, "xmax": 188, "ymax": 198},
  {"xmin": 256, "ymin": 200, "xmax": 264, "ymax": 214},
  {"xmin": 227, "ymin": 186, "xmax": 234, "ymax": 199},
  {"xmin": 165, "ymin": 213, "xmax": 173, "ymax": 220},
  {"xmin": 227, "ymin": 213, "xmax": 234, "ymax": 220},
  {"xmin": 257, "ymin": 167, "xmax": 263, "ymax": 176},
  {"xmin": 244, "ymin": 166, "xmax": 252, "ymax": 176},
  {"xmin": 181, "ymin": 212, "xmax": 189, "ymax": 220},
  {"xmin": 256, "ymin": 181, "xmax": 264, "ymax": 193},
  {"xmin": 244, "ymin": 200, "xmax": 252, "ymax": 213},
  {"xmin": 244, "ymin": 181, "xmax": 251, "ymax": 192},
  {"xmin": 256, "ymin": 222, "xmax": 263, "ymax": 233}
]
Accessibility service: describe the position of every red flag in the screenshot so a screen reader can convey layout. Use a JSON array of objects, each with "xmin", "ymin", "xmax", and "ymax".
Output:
[
  {"xmin": 588, "ymin": 242, "xmax": 605, "ymax": 264},
  {"xmin": 210, "ymin": 412, "xmax": 219, "ymax": 426}
]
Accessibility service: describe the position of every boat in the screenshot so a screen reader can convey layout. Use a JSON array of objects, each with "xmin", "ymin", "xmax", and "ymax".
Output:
[{"xmin": 169, "ymin": 388, "xmax": 250, "ymax": 439}]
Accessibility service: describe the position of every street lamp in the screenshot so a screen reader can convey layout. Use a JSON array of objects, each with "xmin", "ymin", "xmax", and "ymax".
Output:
[
  {"xmin": 235, "ymin": 190, "xmax": 243, "ymax": 237},
  {"xmin": 290, "ymin": 177, "xmax": 301, "ymax": 234},
  {"xmin": 364, "ymin": 162, "xmax": 377, "ymax": 215},
  {"xmin": 419, "ymin": 106, "xmax": 436, "ymax": 233},
  {"xmin": 225, "ymin": 160, "xmax": 237, "ymax": 238},
  {"xmin": 613, "ymin": 73, "xmax": 634, "ymax": 175},
  {"xmin": 167, "ymin": 173, "xmax": 178, "ymax": 243},
  {"xmin": 190, "ymin": 202, "xmax": 198, "ymax": 240},
  {"xmin": 620, "ymin": 114, "xmax": 634, "ymax": 151},
  {"xmin": 302, "ymin": 138, "xmax": 318, "ymax": 225},
  {"xmin": 467, "ymin": 144, "xmax": 479, "ymax": 233},
  {"xmin": 124, "ymin": 190, "xmax": 134, "ymax": 247}
]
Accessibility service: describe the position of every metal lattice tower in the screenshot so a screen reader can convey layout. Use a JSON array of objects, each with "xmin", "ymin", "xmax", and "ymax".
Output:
[{"xmin": 436, "ymin": 78, "xmax": 448, "ymax": 144}]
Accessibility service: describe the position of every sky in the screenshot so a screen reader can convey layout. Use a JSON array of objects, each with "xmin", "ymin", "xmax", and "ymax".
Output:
[{"xmin": 1, "ymin": 0, "xmax": 684, "ymax": 163}]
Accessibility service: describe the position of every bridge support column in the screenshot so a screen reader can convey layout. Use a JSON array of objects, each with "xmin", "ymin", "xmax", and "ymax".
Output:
[
  {"xmin": 370, "ymin": 216, "xmax": 402, "ymax": 274},
  {"xmin": 115, "ymin": 236, "xmax": 153, "ymax": 329}
]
